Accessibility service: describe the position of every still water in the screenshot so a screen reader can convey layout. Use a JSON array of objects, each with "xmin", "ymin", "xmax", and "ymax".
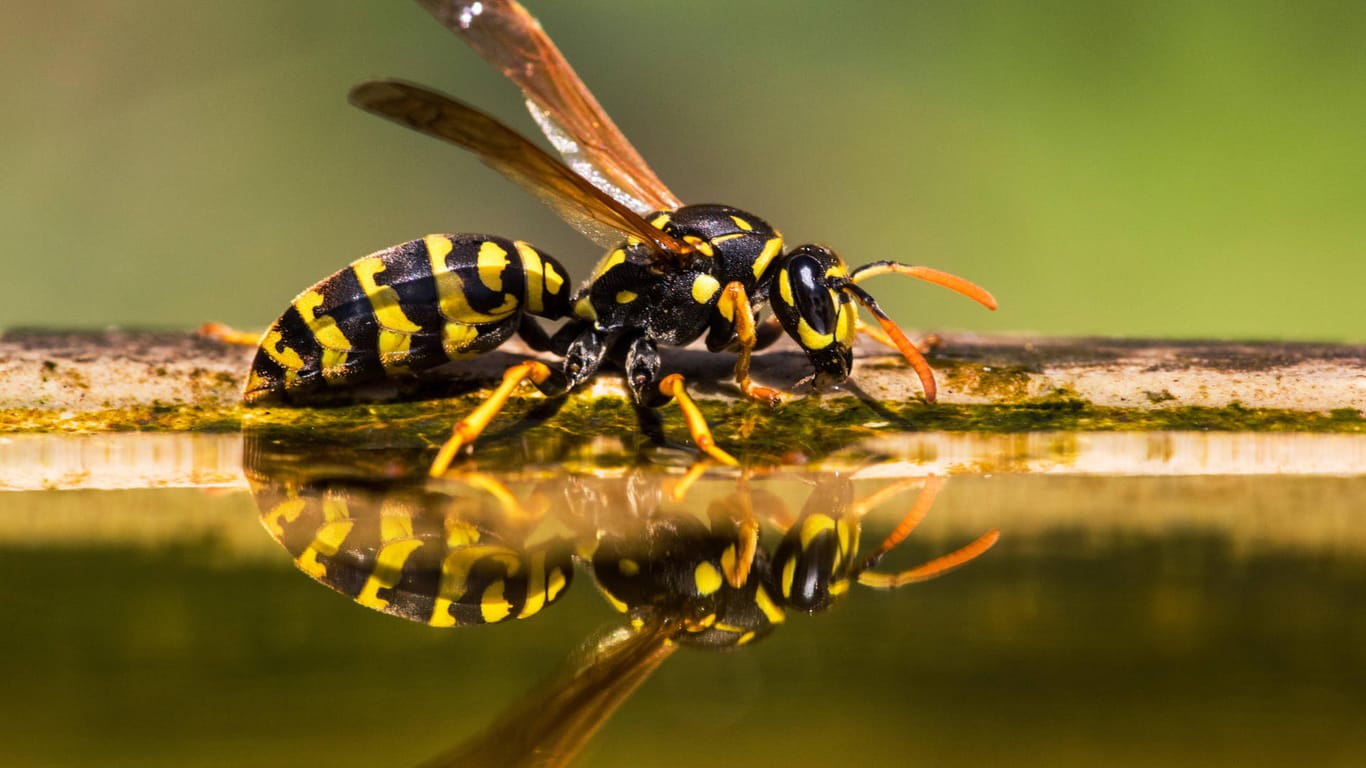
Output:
[{"xmin": 1, "ymin": 431, "xmax": 1363, "ymax": 767}]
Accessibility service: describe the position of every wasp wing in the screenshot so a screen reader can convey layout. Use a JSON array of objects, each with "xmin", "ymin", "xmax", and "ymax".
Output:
[
  {"xmin": 351, "ymin": 79, "xmax": 692, "ymax": 263},
  {"xmin": 415, "ymin": 0, "xmax": 683, "ymax": 216}
]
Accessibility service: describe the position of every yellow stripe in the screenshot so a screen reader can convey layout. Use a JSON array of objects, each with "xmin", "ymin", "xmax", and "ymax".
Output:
[
  {"xmin": 293, "ymin": 290, "xmax": 350, "ymax": 377},
  {"xmin": 835, "ymin": 299, "xmax": 857, "ymax": 347},
  {"xmin": 425, "ymin": 235, "xmax": 516, "ymax": 358},
  {"xmin": 378, "ymin": 498, "xmax": 416, "ymax": 541},
  {"xmin": 592, "ymin": 248, "xmax": 626, "ymax": 281},
  {"xmin": 573, "ymin": 295, "xmax": 597, "ymax": 322},
  {"xmin": 599, "ymin": 585, "xmax": 629, "ymax": 614},
  {"xmin": 445, "ymin": 519, "xmax": 481, "ymax": 548},
  {"xmin": 683, "ymin": 235, "xmax": 714, "ymax": 257},
  {"xmin": 650, "ymin": 213, "xmax": 672, "ymax": 229},
  {"xmin": 752, "ymin": 236, "xmax": 783, "ymax": 279},
  {"xmin": 691, "ymin": 274, "xmax": 720, "ymax": 305},
  {"xmin": 615, "ymin": 290, "xmax": 638, "ymax": 304},
  {"xmin": 544, "ymin": 260, "xmax": 565, "ymax": 295},
  {"xmin": 729, "ymin": 215, "xmax": 753, "ymax": 231},
  {"xmin": 426, "ymin": 235, "xmax": 519, "ymax": 326},
  {"xmin": 797, "ymin": 317, "xmax": 834, "ymax": 350},
  {"xmin": 694, "ymin": 561, "xmax": 722, "ymax": 596},
  {"xmin": 259, "ymin": 330, "xmax": 305, "ymax": 372},
  {"xmin": 517, "ymin": 552, "xmax": 548, "ymax": 619},
  {"xmin": 547, "ymin": 567, "xmax": 568, "ymax": 602},
  {"xmin": 353, "ymin": 256, "xmax": 422, "ymax": 372},
  {"xmin": 710, "ymin": 232, "xmax": 746, "ymax": 245},
  {"xmin": 262, "ymin": 497, "xmax": 305, "ymax": 538},
  {"xmin": 297, "ymin": 519, "xmax": 355, "ymax": 579},
  {"xmin": 754, "ymin": 584, "xmax": 785, "ymax": 623},
  {"xmin": 356, "ymin": 538, "xmax": 425, "ymax": 610},
  {"xmin": 800, "ymin": 514, "xmax": 838, "ymax": 549},
  {"xmin": 515, "ymin": 241, "xmax": 545, "ymax": 314},
  {"xmin": 429, "ymin": 597, "xmax": 458, "ymax": 627},
  {"xmin": 481, "ymin": 580, "xmax": 512, "ymax": 623},
  {"xmin": 439, "ymin": 545, "xmax": 521, "ymax": 613},
  {"xmin": 476, "ymin": 240, "xmax": 509, "ymax": 292}
]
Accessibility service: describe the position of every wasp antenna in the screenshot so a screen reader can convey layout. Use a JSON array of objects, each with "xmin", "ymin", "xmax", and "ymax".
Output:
[
  {"xmin": 856, "ymin": 475, "xmax": 944, "ymax": 572},
  {"xmin": 857, "ymin": 528, "xmax": 1000, "ymax": 589},
  {"xmin": 842, "ymin": 283, "xmax": 939, "ymax": 403},
  {"xmin": 849, "ymin": 262, "xmax": 998, "ymax": 311}
]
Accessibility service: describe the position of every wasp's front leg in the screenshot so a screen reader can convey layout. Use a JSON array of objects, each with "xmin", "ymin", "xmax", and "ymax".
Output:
[{"xmin": 708, "ymin": 282, "xmax": 785, "ymax": 405}]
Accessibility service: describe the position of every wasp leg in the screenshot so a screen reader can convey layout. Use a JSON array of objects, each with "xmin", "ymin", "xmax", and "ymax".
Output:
[
  {"xmin": 198, "ymin": 322, "xmax": 260, "ymax": 346},
  {"xmin": 657, "ymin": 374, "xmax": 739, "ymax": 466},
  {"xmin": 429, "ymin": 360, "xmax": 569, "ymax": 477},
  {"xmin": 713, "ymin": 282, "xmax": 785, "ymax": 405},
  {"xmin": 619, "ymin": 333, "xmax": 738, "ymax": 465},
  {"xmin": 725, "ymin": 473, "xmax": 760, "ymax": 587}
]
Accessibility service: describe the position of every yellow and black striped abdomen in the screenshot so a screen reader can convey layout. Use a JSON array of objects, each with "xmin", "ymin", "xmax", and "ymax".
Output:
[
  {"xmin": 246, "ymin": 234, "xmax": 571, "ymax": 403},
  {"xmin": 261, "ymin": 483, "xmax": 575, "ymax": 627}
]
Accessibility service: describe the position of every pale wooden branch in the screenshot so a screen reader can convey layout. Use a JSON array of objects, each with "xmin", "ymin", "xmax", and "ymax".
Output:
[{"xmin": 1, "ymin": 329, "xmax": 1361, "ymax": 416}]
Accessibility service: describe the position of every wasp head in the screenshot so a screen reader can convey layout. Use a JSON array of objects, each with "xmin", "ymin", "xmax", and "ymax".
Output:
[{"xmin": 768, "ymin": 244, "xmax": 858, "ymax": 391}]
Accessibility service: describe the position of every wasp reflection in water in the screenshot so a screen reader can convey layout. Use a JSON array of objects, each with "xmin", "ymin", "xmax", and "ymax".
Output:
[{"xmin": 246, "ymin": 446, "xmax": 998, "ymax": 767}]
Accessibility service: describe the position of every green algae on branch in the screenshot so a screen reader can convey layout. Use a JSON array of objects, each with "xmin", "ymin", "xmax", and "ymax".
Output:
[
  {"xmin": 3, "ymin": 389, "xmax": 1363, "ymax": 454},
  {"xmin": 3, "ymin": 331, "xmax": 1364, "ymax": 458}
]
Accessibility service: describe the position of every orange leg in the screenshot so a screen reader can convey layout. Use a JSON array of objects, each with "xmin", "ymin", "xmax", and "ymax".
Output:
[
  {"xmin": 198, "ymin": 322, "xmax": 261, "ymax": 346},
  {"xmin": 658, "ymin": 373, "xmax": 739, "ymax": 466},
  {"xmin": 719, "ymin": 472, "xmax": 760, "ymax": 588},
  {"xmin": 429, "ymin": 360, "xmax": 553, "ymax": 477},
  {"xmin": 717, "ymin": 282, "xmax": 785, "ymax": 405}
]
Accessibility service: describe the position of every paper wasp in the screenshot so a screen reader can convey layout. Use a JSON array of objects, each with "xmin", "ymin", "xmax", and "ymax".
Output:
[{"xmin": 241, "ymin": 0, "xmax": 998, "ymax": 474}]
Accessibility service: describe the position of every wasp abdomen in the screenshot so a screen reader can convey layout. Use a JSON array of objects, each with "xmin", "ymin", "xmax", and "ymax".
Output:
[{"xmin": 246, "ymin": 234, "xmax": 571, "ymax": 403}]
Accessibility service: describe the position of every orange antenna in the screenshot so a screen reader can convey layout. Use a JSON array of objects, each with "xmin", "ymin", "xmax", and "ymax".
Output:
[
  {"xmin": 843, "ymin": 283, "xmax": 940, "ymax": 402},
  {"xmin": 853, "ymin": 475, "xmax": 1000, "ymax": 589},
  {"xmin": 849, "ymin": 262, "xmax": 998, "ymax": 311}
]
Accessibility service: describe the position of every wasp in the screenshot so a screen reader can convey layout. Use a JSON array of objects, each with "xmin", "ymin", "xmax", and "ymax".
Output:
[
  {"xmin": 242, "ymin": 0, "xmax": 998, "ymax": 474},
  {"xmin": 246, "ymin": 432, "xmax": 999, "ymax": 765},
  {"xmin": 251, "ymin": 462, "xmax": 996, "ymax": 646}
]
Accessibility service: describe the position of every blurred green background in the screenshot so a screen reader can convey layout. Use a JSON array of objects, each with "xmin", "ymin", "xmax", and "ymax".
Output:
[{"xmin": 4, "ymin": 0, "xmax": 1363, "ymax": 341}]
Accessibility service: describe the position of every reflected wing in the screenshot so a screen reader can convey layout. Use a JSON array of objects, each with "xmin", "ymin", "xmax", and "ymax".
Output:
[
  {"xmin": 416, "ymin": 0, "xmax": 683, "ymax": 215},
  {"xmin": 351, "ymin": 80, "xmax": 693, "ymax": 263},
  {"xmin": 420, "ymin": 618, "xmax": 681, "ymax": 768}
]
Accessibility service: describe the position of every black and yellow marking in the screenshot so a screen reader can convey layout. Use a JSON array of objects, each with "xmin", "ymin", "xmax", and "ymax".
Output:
[
  {"xmin": 246, "ymin": 234, "xmax": 570, "ymax": 403},
  {"xmin": 259, "ymin": 482, "xmax": 574, "ymax": 627}
]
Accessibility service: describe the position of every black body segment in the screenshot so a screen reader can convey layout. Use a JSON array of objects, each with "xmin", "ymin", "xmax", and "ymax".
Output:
[
  {"xmin": 246, "ymin": 234, "xmax": 571, "ymax": 403},
  {"xmin": 259, "ymin": 482, "xmax": 575, "ymax": 626}
]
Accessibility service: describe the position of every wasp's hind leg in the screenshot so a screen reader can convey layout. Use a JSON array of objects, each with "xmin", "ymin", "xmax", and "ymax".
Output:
[
  {"xmin": 429, "ymin": 322, "xmax": 604, "ymax": 476},
  {"xmin": 198, "ymin": 322, "xmax": 261, "ymax": 346},
  {"xmin": 623, "ymin": 333, "xmax": 739, "ymax": 466},
  {"xmin": 429, "ymin": 360, "xmax": 571, "ymax": 476}
]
